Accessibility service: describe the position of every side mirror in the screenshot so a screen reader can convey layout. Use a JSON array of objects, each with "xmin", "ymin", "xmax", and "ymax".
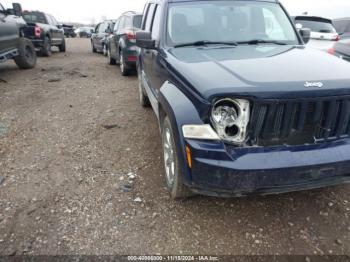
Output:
[
  {"xmin": 299, "ymin": 28, "xmax": 311, "ymax": 44},
  {"xmin": 57, "ymin": 24, "xmax": 63, "ymax": 29},
  {"xmin": 136, "ymin": 31, "xmax": 156, "ymax": 49},
  {"xmin": 105, "ymin": 28, "xmax": 112, "ymax": 34},
  {"xmin": 12, "ymin": 3, "xmax": 22, "ymax": 17}
]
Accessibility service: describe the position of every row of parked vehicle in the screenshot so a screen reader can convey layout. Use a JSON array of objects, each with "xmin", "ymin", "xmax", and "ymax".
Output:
[
  {"xmin": 91, "ymin": 11, "xmax": 142, "ymax": 76},
  {"xmin": 0, "ymin": 2, "xmax": 65, "ymax": 70}
]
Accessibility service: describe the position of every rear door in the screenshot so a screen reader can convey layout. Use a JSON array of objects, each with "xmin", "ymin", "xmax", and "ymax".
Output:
[
  {"xmin": 140, "ymin": 3, "xmax": 156, "ymax": 89},
  {"xmin": 96, "ymin": 22, "xmax": 106, "ymax": 50},
  {"xmin": 115, "ymin": 16, "xmax": 126, "ymax": 60},
  {"xmin": 93, "ymin": 23, "xmax": 101, "ymax": 46},
  {"xmin": 147, "ymin": 4, "xmax": 164, "ymax": 92},
  {"xmin": 109, "ymin": 19, "xmax": 120, "ymax": 59}
]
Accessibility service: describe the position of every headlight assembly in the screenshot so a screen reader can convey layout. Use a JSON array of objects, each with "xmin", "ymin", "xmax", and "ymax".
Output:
[{"xmin": 211, "ymin": 98, "xmax": 250, "ymax": 144}]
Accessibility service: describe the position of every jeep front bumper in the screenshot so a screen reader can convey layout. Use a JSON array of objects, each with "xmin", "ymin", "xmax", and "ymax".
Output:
[{"xmin": 184, "ymin": 138, "xmax": 350, "ymax": 197}]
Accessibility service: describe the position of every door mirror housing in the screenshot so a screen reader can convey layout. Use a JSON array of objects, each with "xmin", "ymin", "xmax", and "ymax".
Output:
[
  {"xmin": 57, "ymin": 24, "xmax": 63, "ymax": 29},
  {"xmin": 105, "ymin": 28, "xmax": 112, "ymax": 34},
  {"xmin": 299, "ymin": 28, "xmax": 311, "ymax": 44},
  {"xmin": 136, "ymin": 31, "xmax": 156, "ymax": 49},
  {"xmin": 12, "ymin": 3, "xmax": 22, "ymax": 17}
]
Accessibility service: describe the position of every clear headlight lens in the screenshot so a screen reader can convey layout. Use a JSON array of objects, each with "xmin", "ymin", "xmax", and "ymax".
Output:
[
  {"xmin": 182, "ymin": 125, "xmax": 220, "ymax": 140},
  {"xmin": 211, "ymin": 98, "xmax": 250, "ymax": 144}
]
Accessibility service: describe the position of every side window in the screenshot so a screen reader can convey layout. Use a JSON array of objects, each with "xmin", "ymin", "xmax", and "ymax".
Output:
[
  {"xmin": 45, "ymin": 15, "xmax": 51, "ymax": 25},
  {"xmin": 100, "ymin": 22, "xmax": 106, "ymax": 33},
  {"xmin": 113, "ymin": 20, "xmax": 120, "ymax": 33},
  {"xmin": 118, "ymin": 17, "xmax": 125, "ymax": 30},
  {"xmin": 95, "ymin": 24, "xmax": 101, "ymax": 33},
  {"xmin": 151, "ymin": 5, "xmax": 161, "ymax": 40},
  {"xmin": 50, "ymin": 15, "xmax": 55, "ymax": 25},
  {"xmin": 52, "ymin": 16, "xmax": 59, "ymax": 26},
  {"xmin": 0, "ymin": 4, "xmax": 5, "ymax": 18},
  {"xmin": 263, "ymin": 8, "xmax": 287, "ymax": 40},
  {"xmin": 124, "ymin": 17, "xmax": 132, "ymax": 28},
  {"xmin": 144, "ymin": 4, "xmax": 156, "ymax": 31}
]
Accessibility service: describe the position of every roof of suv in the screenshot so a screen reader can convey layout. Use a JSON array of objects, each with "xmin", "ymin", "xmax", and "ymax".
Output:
[{"xmin": 121, "ymin": 11, "xmax": 142, "ymax": 17}]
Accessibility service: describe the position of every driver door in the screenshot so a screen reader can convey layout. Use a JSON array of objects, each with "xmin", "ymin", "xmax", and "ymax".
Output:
[{"xmin": 0, "ymin": 4, "xmax": 18, "ymax": 52}]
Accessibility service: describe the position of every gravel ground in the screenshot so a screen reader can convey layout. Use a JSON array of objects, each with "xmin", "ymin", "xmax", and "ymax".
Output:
[{"xmin": 0, "ymin": 38, "xmax": 349, "ymax": 256}]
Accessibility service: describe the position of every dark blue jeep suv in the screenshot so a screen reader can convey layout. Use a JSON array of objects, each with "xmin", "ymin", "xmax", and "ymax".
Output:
[{"xmin": 136, "ymin": 0, "xmax": 350, "ymax": 199}]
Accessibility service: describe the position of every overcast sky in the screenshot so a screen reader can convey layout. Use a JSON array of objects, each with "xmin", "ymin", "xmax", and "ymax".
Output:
[{"xmin": 2, "ymin": 0, "xmax": 349, "ymax": 24}]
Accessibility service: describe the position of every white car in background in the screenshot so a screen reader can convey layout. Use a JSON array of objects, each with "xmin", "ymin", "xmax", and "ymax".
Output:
[{"xmin": 293, "ymin": 16, "xmax": 340, "ymax": 51}]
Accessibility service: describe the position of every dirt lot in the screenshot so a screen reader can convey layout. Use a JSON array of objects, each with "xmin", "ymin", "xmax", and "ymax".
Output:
[{"xmin": 0, "ymin": 38, "xmax": 349, "ymax": 256}]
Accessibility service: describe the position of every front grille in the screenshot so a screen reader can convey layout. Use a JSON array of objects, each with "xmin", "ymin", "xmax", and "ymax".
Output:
[{"xmin": 248, "ymin": 96, "xmax": 350, "ymax": 146}]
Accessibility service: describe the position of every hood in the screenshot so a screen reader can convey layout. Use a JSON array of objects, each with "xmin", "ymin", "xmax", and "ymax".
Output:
[
  {"xmin": 307, "ymin": 39, "xmax": 336, "ymax": 51},
  {"xmin": 167, "ymin": 45, "xmax": 350, "ymax": 100}
]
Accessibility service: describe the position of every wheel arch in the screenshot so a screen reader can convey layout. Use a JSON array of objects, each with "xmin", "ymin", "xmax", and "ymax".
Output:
[{"xmin": 158, "ymin": 81, "xmax": 205, "ymax": 184}]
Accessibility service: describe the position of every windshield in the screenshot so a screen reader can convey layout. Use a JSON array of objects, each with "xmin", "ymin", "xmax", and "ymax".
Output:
[
  {"xmin": 23, "ymin": 12, "xmax": 47, "ymax": 24},
  {"xmin": 295, "ymin": 19, "xmax": 336, "ymax": 33},
  {"xmin": 167, "ymin": 1, "xmax": 298, "ymax": 47},
  {"xmin": 133, "ymin": 15, "xmax": 142, "ymax": 29}
]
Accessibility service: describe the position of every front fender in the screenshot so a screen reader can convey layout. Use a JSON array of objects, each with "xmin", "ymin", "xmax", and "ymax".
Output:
[{"xmin": 158, "ymin": 81, "xmax": 205, "ymax": 184}]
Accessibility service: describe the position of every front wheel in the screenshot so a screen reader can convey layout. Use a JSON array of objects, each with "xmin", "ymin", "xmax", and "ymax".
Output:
[
  {"xmin": 162, "ymin": 116, "xmax": 194, "ymax": 199},
  {"xmin": 138, "ymin": 72, "xmax": 150, "ymax": 107},
  {"xmin": 92, "ymin": 41, "xmax": 97, "ymax": 53},
  {"xmin": 58, "ymin": 38, "xmax": 66, "ymax": 52},
  {"xmin": 40, "ymin": 37, "xmax": 52, "ymax": 57},
  {"xmin": 119, "ymin": 52, "xmax": 129, "ymax": 76},
  {"xmin": 107, "ymin": 48, "xmax": 116, "ymax": 65},
  {"xmin": 14, "ymin": 38, "xmax": 37, "ymax": 69},
  {"xmin": 103, "ymin": 44, "xmax": 108, "ymax": 56}
]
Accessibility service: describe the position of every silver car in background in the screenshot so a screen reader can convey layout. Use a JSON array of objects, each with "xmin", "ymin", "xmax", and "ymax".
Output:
[{"xmin": 293, "ymin": 16, "xmax": 340, "ymax": 51}]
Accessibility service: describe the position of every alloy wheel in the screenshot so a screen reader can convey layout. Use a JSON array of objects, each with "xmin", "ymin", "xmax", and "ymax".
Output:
[
  {"xmin": 163, "ymin": 127, "xmax": 175, "ymax": 186},
  {"xmin": 120, "ymin": 54, "xmax": 124, "ymax": 73}
]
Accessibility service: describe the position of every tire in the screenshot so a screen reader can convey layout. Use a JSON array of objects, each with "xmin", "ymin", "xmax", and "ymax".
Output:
[
  {"xmin": 92, "ymin": 41, "xmax": 97, "ymax": 53},
  {"xmin": 14, "ymin": 38, "xmax": 37, "ymax": 69},
  {"xmin": 138, "ymin": 70, "xmax": 150, "ymax": 107},
  {"xmin": 162, "ymin": 116, "xmax": 194, "ymax": 199},
  {"xmin": 107, "ymin": 48, "xmax": 116, "ymax": 65},
  {"xmin": 58, "ymin": 38, "xmax": 66, "ymax": 52},
  {"xmin": 119, "ymin": 51, "xmax": 129, "ymax": 76},
  {"xmin": 40, "ymin": 36, "xmax": 52, "ymax": 57}
]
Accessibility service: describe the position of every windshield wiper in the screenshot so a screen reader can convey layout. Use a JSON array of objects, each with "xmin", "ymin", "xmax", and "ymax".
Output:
[
  {"xmin": 238, "ymin": 39, "xmax": 288, "ymax": 45},
  {"xmin": 174, "ymin": 40, "xmax": 238, "ymax": 48}
]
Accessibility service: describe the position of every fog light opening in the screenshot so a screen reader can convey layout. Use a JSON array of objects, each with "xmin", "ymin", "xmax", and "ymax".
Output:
[{"xmin": 225, "ymin": 125, "xmax": 239, "ymax": 137}]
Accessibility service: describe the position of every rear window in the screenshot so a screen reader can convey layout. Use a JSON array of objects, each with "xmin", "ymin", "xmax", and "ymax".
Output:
[
  {"xmin": 23, "ymin": 12, "xmax": 47, "ymax": 24},
  {"xmin": 133, "ymin": 15, "xmax": 142, "ymax": 28},
  {"xmin": 295, "ymin": 19, "xmax": 336, "ymax": 33}
]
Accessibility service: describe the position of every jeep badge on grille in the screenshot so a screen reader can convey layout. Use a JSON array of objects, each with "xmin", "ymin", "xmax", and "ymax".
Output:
[{"xmin": 304, "ymin": 82, "xmax": 324, "ymax": 88}]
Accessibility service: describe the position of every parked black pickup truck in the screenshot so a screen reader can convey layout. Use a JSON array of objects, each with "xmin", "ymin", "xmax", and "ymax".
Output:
[
  {"xmin": 22, "ymin": 10, "xmax": 66, "ymax": 56},
  {"xmin": 63, "ymin": 24, "xmax": 76, "ymax": 38},
  {"xmin": 0, "ymin": 2, "xmax": 36, "ymax": 69}
]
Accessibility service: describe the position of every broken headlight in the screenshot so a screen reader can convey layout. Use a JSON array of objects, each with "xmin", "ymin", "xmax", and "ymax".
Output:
[{"xmin": 211, "ymin": 98, "xmax": 250, "ymax": 144}]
